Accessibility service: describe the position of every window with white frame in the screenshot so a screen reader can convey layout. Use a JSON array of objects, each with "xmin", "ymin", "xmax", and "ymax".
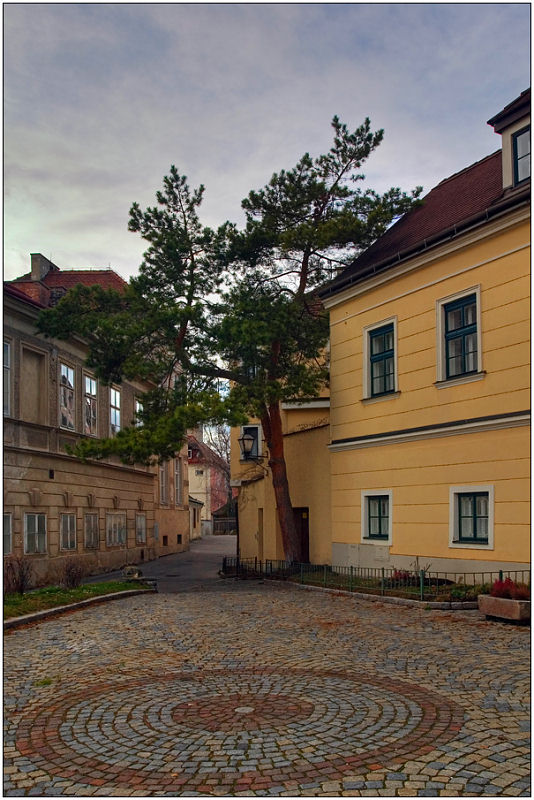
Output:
[
  {"xmin": 4, "ymin": 513, "xmax": 12, "ymax": 554},
  {"xmin": 240, "ymin": 425, "xmax": 261, "ymax": 459},
  {"xmin": 513, "ymin": 125, "xmax": 530, "ymax": 184},
  {"xmin": 60, "ymin": 363, "xmax": 75, "ymax": 430},
  {"xmin": 159, "ymin": 463, "xmax": 169, "ymax": 504},
  {"xmin": 361, "ymin": 490, "xmax": 392, "ymax": 545},
  {"xmin": 436, "ymin": 288, "xmax": 482, "ymax": 383},
  {"xmin": 136, "ymin": 514, "xmax": 147, "ymax": 544},
  {"xmin": 106, "ymin": 513, "xmax": 126, "ymax": 546},
  {"xmin": 175, "ymin": 458, "xmax": 183, "ymax": 505},
  {"xmin": 60, "ymin": 513, "xmax": 77, "ymax": 550},
  {"xmin": 24, "ymin": 513, "xmax": 47, "ymax": 554},
  {"xmin": 3, "ymin": 340, "xmax": 11, "ymax": 416},
  {"xmin": 84, "ymin": 375, "xmax": 98, "ymax": 436},
  {"xmin": 363, "ymin": 318, "xmax": 398, "ymax": 399},
  {"xmin": 110, "ymin": 387, "xmax": 121, "ymax": 434},
  {"xmin": 449, "ymin": 485, "xmax": 494, "ymax": 549},
  {"xmin": 84, "ymin": 513, "xmax": 99, "ymax": 549},
  {"xmin": 134, "ymin": 398, "xmax": 144, "ymax": 427}
]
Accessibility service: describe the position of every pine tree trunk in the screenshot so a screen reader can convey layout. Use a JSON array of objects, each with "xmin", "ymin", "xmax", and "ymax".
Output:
[{"xmin": 261, "ymin": 402, "xmax": 301, "ymax": 562}]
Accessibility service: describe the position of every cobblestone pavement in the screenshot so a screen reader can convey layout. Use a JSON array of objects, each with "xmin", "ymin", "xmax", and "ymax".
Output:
[{"xmin": 3, "ymin": 580, "xmax": 530, "ymax": 797}]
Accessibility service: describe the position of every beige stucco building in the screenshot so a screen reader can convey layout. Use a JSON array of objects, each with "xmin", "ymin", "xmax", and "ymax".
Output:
[{"xmin": 3, "ymin": 255, "xmax": 190, "ymax": 585}]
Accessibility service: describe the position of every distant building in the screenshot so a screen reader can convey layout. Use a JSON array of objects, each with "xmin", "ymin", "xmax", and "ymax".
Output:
[
  {"xmin": 187, "ymin": 432, "xmax": 230, "ymax": 535},
  {"xmin": 4, "ymin": 254, "xmax": 189, "ymax": 585},
  {"xmin": 189, "ymin": 496, "xmax": 203, "ymax": 541}
]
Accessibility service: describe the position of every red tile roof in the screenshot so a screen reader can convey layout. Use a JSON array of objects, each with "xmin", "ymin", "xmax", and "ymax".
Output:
[
  {"xmin": 7, "ymin": 268, "xmax": 127, "ymax": 308},
  {"xmin": 4, "ymin": 282, "xmax": 46, "ymax": 308},
  {"xmin": 320, "ymin": 149, "xmax": 530, "ymax": 298},
  {"xmin": 187, "ymin": 434, "xmax": 229, "ymax": 473}
]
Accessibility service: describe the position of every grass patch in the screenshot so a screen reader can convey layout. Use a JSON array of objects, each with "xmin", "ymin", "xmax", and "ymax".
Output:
[{"xmin": 4, "ymin": 581, "xmax": 148, "ymax": 619}]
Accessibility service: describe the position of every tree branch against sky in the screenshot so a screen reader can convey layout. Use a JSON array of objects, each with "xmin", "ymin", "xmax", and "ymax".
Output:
[{"xmin": 38, "ymin": 116, "xmax": 421, "ymax": 560}]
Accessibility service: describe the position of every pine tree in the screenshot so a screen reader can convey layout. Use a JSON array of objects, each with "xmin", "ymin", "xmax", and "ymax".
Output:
[{"xmin": 38, "ymin": 118, "xmax": 421, "ymax": 560}]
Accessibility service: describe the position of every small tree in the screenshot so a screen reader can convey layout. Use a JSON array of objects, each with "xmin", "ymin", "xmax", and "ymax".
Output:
[{"xmin": 38, "ymin": 118, "xmax": 421, "ymax": 560}]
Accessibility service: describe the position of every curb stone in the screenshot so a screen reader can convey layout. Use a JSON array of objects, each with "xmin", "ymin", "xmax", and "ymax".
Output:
[
  {"xmin": 3, "ymin": 588, "xmax": 156, "ymax": 630},
  {"xmin": 266, "ymin": 579, "xmax": 479, "ymax": 610}
]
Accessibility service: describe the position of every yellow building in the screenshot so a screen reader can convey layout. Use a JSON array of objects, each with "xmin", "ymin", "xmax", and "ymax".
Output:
[
  {"xmin": 319, "ymin": 89, "xmax": 530, "ymax": 574},
  {"xmin": 231, "ymin": 398, "xmax": 331, "ymax": 565}
]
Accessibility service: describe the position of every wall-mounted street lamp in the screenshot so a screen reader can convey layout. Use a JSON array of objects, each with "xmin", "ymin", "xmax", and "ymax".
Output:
[
  {"xmin": 237, "ymin": 432, "xmax": 262, "ymax": 461},
  {"xmin": 237, "ymin": 432, "xmax": 269, "ymax": 473}
]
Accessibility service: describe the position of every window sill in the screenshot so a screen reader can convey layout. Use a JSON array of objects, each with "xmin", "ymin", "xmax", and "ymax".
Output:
[
  {"xmin": 435, "ymin": 371, "xmax": 485, "ymax": 389},
  {"xmin": 450, "ymin": 540, "xmax": 493, "ymax": 550},
  {"xmin": 361, "ymin": 537, "xmax": 391, "ymax": 546},
  {"xmin": 361, "ymin": 391, "xmax": 400, "ymax": 405}
]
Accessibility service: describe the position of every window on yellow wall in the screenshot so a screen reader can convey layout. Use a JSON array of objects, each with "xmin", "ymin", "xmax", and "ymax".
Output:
[
  {"xmin": 363, "ymin": 318, "xmax": 398, "ymax": 400},
  {"xmin": 436, "ymin": 287, "xmax": 482, "ymax": 385},
  {"xmin": 361, "ymin": 490, "xmax": 392, "ymax": 545},
  {"xmin": 449, "ymin": 485, "xmax": 494, "ymax": 550}
]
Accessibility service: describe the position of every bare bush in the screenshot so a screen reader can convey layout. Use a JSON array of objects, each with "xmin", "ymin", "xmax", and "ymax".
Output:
[
  {"xmin": 59, "ymin": 557, "xmax": 86, "ymax": 589},
  {"xmin": 3, "ymin": 556, "xmax": 33, "ymax": 596}
]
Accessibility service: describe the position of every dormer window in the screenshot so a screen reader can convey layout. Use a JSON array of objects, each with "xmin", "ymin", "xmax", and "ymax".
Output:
[
  {"xmin": 513, "ymin": 125, "xmax": 530, "ymax": 184},
  {"xmin": 487, "ymin": 89, "xmax": 530, "ymax": 190}
]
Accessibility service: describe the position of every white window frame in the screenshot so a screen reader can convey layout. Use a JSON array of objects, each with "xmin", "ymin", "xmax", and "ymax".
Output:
[
  {"xmin": 449, "ymin": 485, "xmax": 494, "ymax": 550},
  {"xmin": 135, "ymin": 514, "xmax": 147, "ymax": 544},
  {"xmin": 240, "ymin": 425, "xmax": 261, "ymax": 460},
  {"xmin": 60, "ymin": 513, "xmax": 77, "ymax": 550},
  {"xmin": 106, "ymin": 512, "xmax": 126, "ymax": 546},
  {"xmin": 362, "ymin": 317, "xmax": 398, "ymax": 400},
  {"xmin": 3, "ymin": 340, "xmax": 11, "ymax": 416},
  {"xmin": 436, "ymin": 286, "xmax": 482, "ymax": 385},
  {"xmin": 4, "ymin": 512, "xmax": 13, "ymax": 555},
  {"xmin": 83, "ymin": 374, "xmax": 98, "ymax": 436},
  {"xmin": 159, "ymin": 462, "xmax": 169, "ymax": 505},
  {"xmin": 110, "ymin": 387, "xmax": 121, "ymax": 435},
  {"xmin": 84, "ymin": 513, "xmax": 99, "ymax": 549},
  {"xmin": 175, "ymin": 458, "xmax": 183, "ymax": 506},
  {"xmin": 361, "ymin": 490, "xmax": 393, "ymax": 545},
  {"xmin": 24, "ymin": 513, "xmax": 47, "ymax": 554},
  {"xmin": 60, "ymin": 362, "xmax": 76, "ymax": 430}
]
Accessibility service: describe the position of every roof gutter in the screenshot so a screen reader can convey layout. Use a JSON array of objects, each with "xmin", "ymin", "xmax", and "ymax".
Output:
[{"xmin": 318, "ymin": 185, "xmax": 530, "ymax": 300}]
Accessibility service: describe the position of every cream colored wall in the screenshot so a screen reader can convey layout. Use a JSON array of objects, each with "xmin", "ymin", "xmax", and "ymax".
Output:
[
  {"xmin": 155, "ymin": 453, "xmax": 190, "ymax": 555},
  {"xmin": 188, "ymin": 464, "xmax": 211, "ymax": 520},
  {"xmin": 329, "ymin": 218, "xmax": 530, "ymax": 442}
]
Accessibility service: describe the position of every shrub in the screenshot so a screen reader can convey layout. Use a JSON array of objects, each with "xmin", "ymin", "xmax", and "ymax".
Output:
[
  {"xmin": 490, "ymin": 577, "xmax": 530, "ymax": 600},
  {"xmin": 4, "ymin": 556, "xmax": 33, "ymax": 596},
  {"xmin": 59, "ymin": 557, "xmax": 86, "ymax": 589}
]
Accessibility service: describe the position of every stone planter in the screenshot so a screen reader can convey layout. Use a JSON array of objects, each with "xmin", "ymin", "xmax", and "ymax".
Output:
[{"xmin": 478, "ymin": 594, "xmax": 530, "ymax": 623}]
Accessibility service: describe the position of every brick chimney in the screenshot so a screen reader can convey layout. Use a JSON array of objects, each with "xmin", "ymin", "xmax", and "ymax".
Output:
[{"xmin": 30, "ymin": 253, "xmax": 59, "ymax": 281}]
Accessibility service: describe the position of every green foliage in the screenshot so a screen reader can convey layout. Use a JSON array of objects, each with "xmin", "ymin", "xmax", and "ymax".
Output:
[{"xmin": 37, "ymin": 116, "xmax": 421, "ymax": 469}]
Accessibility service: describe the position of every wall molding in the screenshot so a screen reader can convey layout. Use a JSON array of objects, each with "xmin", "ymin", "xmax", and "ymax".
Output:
[{"xmin": 329, "ymin": 411, "xmax": 530, "ymax": 452}]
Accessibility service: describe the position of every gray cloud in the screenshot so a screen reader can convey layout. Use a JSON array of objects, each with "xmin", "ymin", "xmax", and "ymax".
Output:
[{"xmin": 4, "ymin": 3, "xmax": 530, "ymax": 280}]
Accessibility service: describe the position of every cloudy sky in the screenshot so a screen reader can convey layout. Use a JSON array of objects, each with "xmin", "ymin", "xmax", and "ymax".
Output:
[{"xmin": 4, "ymin": 3, "xmax": 530, "ymax": 282}]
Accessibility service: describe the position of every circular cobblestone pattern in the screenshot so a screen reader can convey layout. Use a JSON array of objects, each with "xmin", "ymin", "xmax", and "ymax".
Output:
[{"xmin": 15, "ymin": 667, "xmax": 462, "ymax": 793}]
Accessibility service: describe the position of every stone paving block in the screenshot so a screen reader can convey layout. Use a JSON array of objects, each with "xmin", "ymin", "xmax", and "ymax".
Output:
[{"xmin": 3, "ymin": 584, "xmax": 530, "ymax": 797}]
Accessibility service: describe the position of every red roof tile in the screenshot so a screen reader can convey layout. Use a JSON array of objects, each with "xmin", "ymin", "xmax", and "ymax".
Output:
[
  {"xmin": 4, "ymin": 282, "xmax": 47, "ymax": 308},
  {"xmin": 321, "ymin": 149, "xmax": 529, "ymax": 297},
  {"xmin": 7, "ymin": 268, "xmax": 127, "ymax": 307}
]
